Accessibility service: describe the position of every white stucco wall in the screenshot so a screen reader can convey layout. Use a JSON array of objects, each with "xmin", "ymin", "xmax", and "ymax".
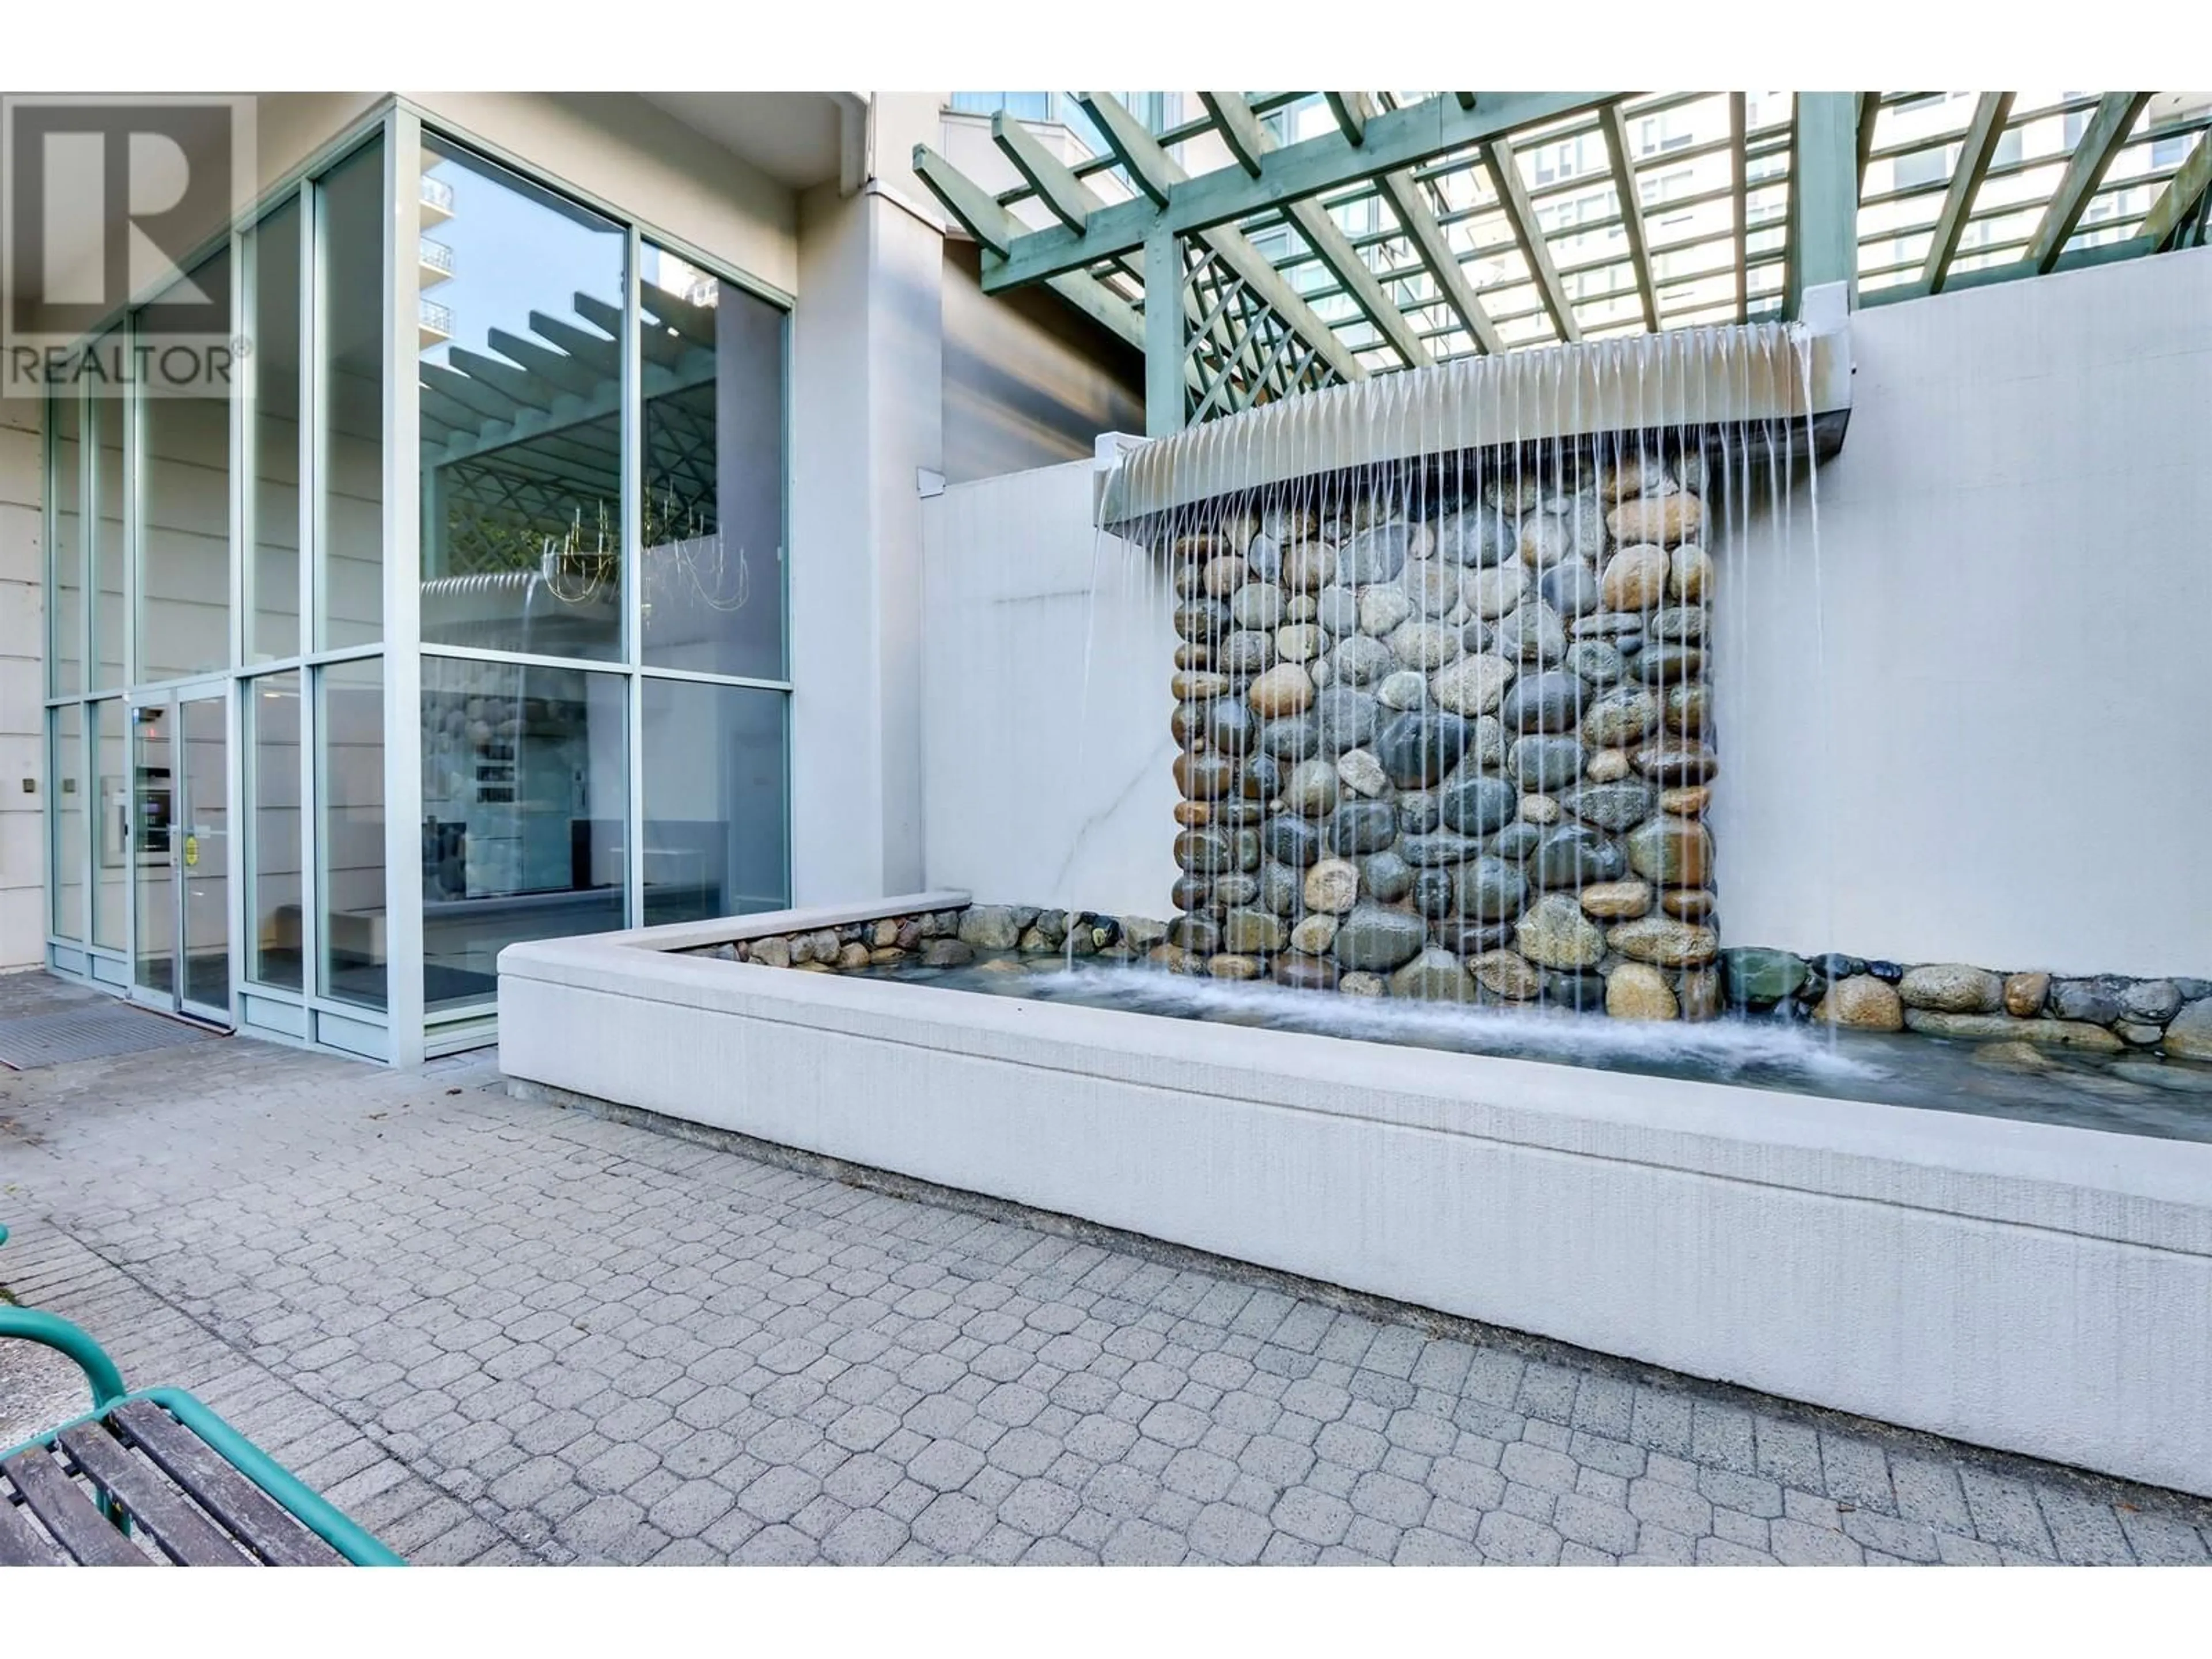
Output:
[
  {"xmin": 920, "ymin": 456, "xmax": 1179, "ymax": 920},
  {"xmin": 1714, "ymin": 246, "xmax": 2212, "ymax": 978}
]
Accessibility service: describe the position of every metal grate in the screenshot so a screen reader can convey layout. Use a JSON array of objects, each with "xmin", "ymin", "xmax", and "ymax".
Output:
[{"xmin": 0, "ymin": 1006, "xmax": 218, "ymax": 1070}]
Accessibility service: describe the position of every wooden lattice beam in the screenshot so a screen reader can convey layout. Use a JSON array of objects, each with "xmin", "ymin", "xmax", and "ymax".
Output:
[
  {"xmin": 1599, "ymin": 101, "xmax": 1659, "ymax": 331},
  {"xmin": 1921, "ymin": 92, "xmax": 2016, "ymax": 294},
  {"xmin": 2025, "ymin": 93, "xmax": 2150, "ymax": 271}
]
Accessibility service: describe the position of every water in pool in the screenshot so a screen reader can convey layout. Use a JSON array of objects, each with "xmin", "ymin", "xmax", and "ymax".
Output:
[{"xmin": 846, "ymin": 954, "xmax": 2212, "ymax": 1145}]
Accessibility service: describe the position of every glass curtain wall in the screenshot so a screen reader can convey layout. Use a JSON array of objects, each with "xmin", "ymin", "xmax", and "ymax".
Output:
[{"xmin": 41, "ymin": 106, "xmax": 791, "ymax": 1055}]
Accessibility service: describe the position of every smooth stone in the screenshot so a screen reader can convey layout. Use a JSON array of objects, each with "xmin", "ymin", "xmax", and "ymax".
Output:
[
  {"xmin": 1455, "ymin": 855, "xmax": 1528, "ymax": 922},
  {"xmin": 1624, "ymin": 816, "xmax": 1711, "ymax": 887},
  {"xmin": 1260, "ymin": 815, "xmax": 1323, "ymax": 868},
  {"xmin": 1559, "ymin": 780, "xmax": 1654, "ymax": 832},
  {"xmin": 1328, "ymin": 800, "xmax": 1399, "ymax": 855},
  {"xmin": 1469, "ymin": 949, "xmax": 1542, "ymax": 999},
  {"xmin": 1282, "ymin": 759, "xmax": 1340, "ymax": 817},
  {"xmin": 1897, "ymin": 963, "xmax": 2005, "ymax": 1014},
  {"xmin": 1389, "ymin": 618, "xmax": 1463, "ymax": 670},
  {"xmin": 1167, "ymin": 912, "xmax": 1223, "ymax": 953},
  {"xmin": 1543, "ymin": 971, "xmax": 1611, "ymax": 1010},
  {"xmin": 1173, "ymin": 643, "xmax": 1210, "ymax": 672},
  {"xmin": 1359, "ymin": 850, "xmax": 1415, "ymax": 903},
  {"xmin": 1564, "ymin": 641, "xmax": 1623, "ymax": 686},
  {"xmin": 1663, "ymin": 683, "xmax": 1708, "ymax": 735},
  {"xmin": 1221, "ymin": 908, "xmax": 1287, "ymax": 955},
  {"xmin": 1581, "ymin": 687, "xmax": 1659, "ymax": 747},
  {"xmin": 1333, "ymin": 906, "xmax": 1429, "ymax": 973},
  {"xmin": 1661, "ymin": 889, "xmax": 1715, "ymax": 920},
  {"xmin": 1217, "ymin": 798, "xmax": 1267, "ymax": 826},
  {"xmin": 748, "ymin": 936, "xmax": 790, "ymax": 968},
  {"xmin": 1354, "ymin": 586, "xmax": 1411, "ymax": 638},
  {"xmin": 1431, "ymin": 653, "xmax": 1516, "ymax": 717},
  {"xmin": 1246, "ymin": 663, "xmax": 1314, "ymax": 717},
  {"xmin": 1631, "ymin": 741, "xmax": 1719, "ymax": 785},
  {"xmin": 1413, "ymin": 868, "xmax": 1457, "ymax": 917},
  {"xmin": 2116, "ymin": 1020, "xmax": 2168, "ymax": 1047},
  {"xmin": 1465, "ymin": 714, "xmax": 1507, "ymax": 770},
  {"xmin": 1463, "ymin": 564, "xmax": 1526, "ymax": 620},
  {"xmin": 1286, "ymin": 594, "xmax": 1319, "ymax": 624},
  {"xmin": 1376, "ymin": 709, "xmax": 1471, "ymax": 787},
  {"xmin": 1173, "ymin": 599, "xmax": 1231, "ymax": 642},
  {"xmin": 1376, "ymin": 669, "xmax": 1430, "ymax": 710},
  {"xmin": 1971, "ymin": 1039, "xmax": 2052, "ymax": 1073},
  {"xmin": 919, "ymin": 938, "xmax": 975, "ymax": 968},
  {"xmin": 1404, "ymin": 561, "xmax": 1462, "ymax": 618},
  {"xmin": 1172, "ymin": 749, "xmax": 1238, "ymax": 801},
  {"xmin": 2124, "ymin": 979, "xmax": 2182, "ymax": 1023},
  {"xmin": 1518, "ymin": 794, "xmax": 1559, "ymax": 825},
  {"xmin": 2163, "ymin": 1000, "xmax": 2212, "ymax": 1060},
  {"xmin": 1438, "ymin": 773, "xmax": 1518, "ymax": 836},
  {"xmin": 958, "ymin": 905, "xmax": 1023, "ymax": 949},
  {"xmin": 1271, "ymin": 953, "xmax": 1341, "ymax": 992},
  {"xmin": 2002, "ymin": 971, "xmax": 2050, "ymax": 1018},
  {"xmin": 1484, "ymin": 476, "xmax": 1542, "ymax": 513},
  {"xmin": 1171, "ymin": 699, "xmax": 1252, "ymax": 753},
  {"xmin": 1312, "ymin": 586, "xmax": 1359, "ymax": 636},
  {"xmin": 1171, "ymin": 671, "xmax": 1230, "ymax": 701},
  {"xmin": 1509, "ymin": 734, "xmax": 1585, "ymax": 793},
  {"xmin": 1606, "ymin": 963, "xmax": 1679, "ymax": 1020},
  {"xmin": 1335, "ymin": 748, "xmax": 1389, "ymax": 800},
  {"xmin": 1232, "ymin": 582, "xmax": 1285, "ymax": 630},
  {"xmin": 1527, "ymin": 825, "xmax": 1625, "ymax": 893},
  {"xmin": 1539, "ymin": 560, "xmax": 1602, "ymax": 618},
  {"xmin": 1608, "ymin": 916, "xmax": 1719, "ymax": 967},
  {"xmin": 1315, "ymin": 687, "xmax": 1382, "ymax": 754},
  {"xmin": 1632, "ymin": 645, "xmax": 1706, "ymax": 685},
  {"xmin": 1391, "ymin": 948, "xmax": 1475, "ymax": 1002},
  {"xmin": 1240, "ymin": 753, "xmax": 1280, "ymax": 801},
  {"xmin": 1650, "ymin": 605, "xmax": 1707, "ymax": 644},
  {"xmin": 1261, "ymin": 714, "xmax": 1319, "ymax": 759},
  {"xmin": 1211, "ymin": 875, "xmax": 1259, "ymax": 907},
  {"xmin": 1119, "ymin": 916, "xmax": 1171, "ymax": 949},
  {"xmin": 2047, "ymin": 975, "xmax": 2127, "ymax": 1025},
  {"xmin": 1206, "ymin": 954, "xmax": 1262, "ymax": 980},
  {"xmin": 1587, "ymin": 748, "xmax": 1631, "ymax": 783},
  {"xmin": 1259, "ymin": 862, "xmax": 1302, "ymax": 915},
  {"xmin": 1494, "ymin": 602, "xmax": 1566, "ymax": 664},
  {"xmin": 1341, "ymin": 522, "xmax": 1418, "ymax": 584},
  {"xmin": 1397, "ymin": 792, "xmax": 1440, "ymax": 834},
  {"xmin": 1498, "ymin": 669, "xmax": 1587, "ymax": 733},
  {"xmin": 1234, "ymin": 827, "xmax": 1262, "ymax": 873},
  {"xmin": 1335, "ymin": 971, "xmax": 1382, "ymax": 997},
  {"xmin": 1275, "ymin": 623, "xmax": 1324, "ymax": 663},
  {"xmin": 1431, "ymin": 508, "xmax": 1517, "ymax": 567},
  {"xmin": 1572, "ymin": 612, "xmax": 1645, "ymax": 639},
  {"xmin": 1601, "ymin": 453, "xmax": 1669, "ymax": 502},
  {"xmin": 1217, "ymin": 629, "xmax": 1276, "ymax": 675},
  {"xmin": 1724, "ymin": 946, "xmax": 1809, "ymax": 1005},
  {"xmin": 1517, "ymin": 513, "xmax": 1575, "ymax": 570},
  {"xmin": 2112, "ymin": 1060, "xmax": 2212, "ymax": 1094},
  {"xmin": 1201, "ymin": 555, "xmax": 1250, "ymax": 598},
  {"xmin": 1607, "ymin": 493, "xmax": 1705, "ymax": 547},
  {"xmin": 1278, "ymin": 910, "xmax": 1338, "ymax": 958},
  {"xmin": 1670, "ymin": 544, "xmax": 1712, "ymax": 602},
  {"xmin": 1403, "ymin": 832, "xmax": 1479, "ymax": 868},
  {"xmin": 1169, "ymin": 874, "xmax": 1215, "ymax": 914},
  {"xmin": 1815, "ymin": 975, "xmax": 1905, "ymax": 1031},
  {"xmin": 1600, "ymin": 544, "xmax": 1672, "ymax": 611},
  {"xmin": 1579, "ymin": 879, "xmax": 1652, "ymax": 919},
  {"xmin": 1903, "ymin": 1010, "xmax": 2125, "ymax": 1051},
  {"xmin": 1679, "ymin": 967, "xmax": 1724, "ymax": 1022},
  {"xmin": 1488, "ymin": 821, "xmax": 1545, "ymax": 862},
  {"xmin": 1246, "ymin": 533, "xmax": 1285, "ymax": 580},
  {"xmin": 1281, "ymin": 540, "xmax": 1337, "ymax": 590}
]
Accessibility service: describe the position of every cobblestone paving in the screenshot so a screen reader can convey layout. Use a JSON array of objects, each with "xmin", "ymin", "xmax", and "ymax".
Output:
[{"xmin": 3, "ymin": 974, "xmax": 2209, "ymax": 1566}]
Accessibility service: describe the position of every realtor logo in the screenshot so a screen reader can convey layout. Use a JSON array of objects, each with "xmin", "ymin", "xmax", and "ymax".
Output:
[{"xmin": 2, "ymin": 94, "xmax": 255, "ymax": 396}]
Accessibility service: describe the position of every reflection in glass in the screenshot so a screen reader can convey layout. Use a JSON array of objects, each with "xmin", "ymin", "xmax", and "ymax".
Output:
[
  {"xmin": 420, "ymin": 657, "xmax": 627, "ymax": 1012},
  {"xmin": 179, "ymin": 692, "xmax": 230, "ymax": 1012},
  {"xmin": 50, "ymin": 705, "xmax": 84, "ymax": 940},
  {"xmin": 90, "ymin": 360, "xmax": 126, "ymax": 690},
  {"xmin": 642, "ymin": 677, "xmax": 788, "ymax": 926},
  {"xmin": 318, "ymin": 658, "xmax": 387, "ymax": 1007},
  {"xmin": 92, "ymin": 700, "xmax": 125, "ymax": 949},
  {"xmin": 641, "ymin": 245, "xmax": 786, "ymax": 680},
  {"xmin": 317, "ymin": 138, "xmax": 386, "ymax": 649},
  {"xmin": 139, "ymin": 248, "xmax": 234, "ymax": 683},
  {"xmin": 50, "ymin": 395, "xmax": 82, "ymax": 694},
  {"xmin": 419, "ymin": 143, "xmax": 626, "ymax": 663},
  {"xmin": 248, "ymin": 672, "xmax": 303, "ymax": 990},
  {"xmin": 131, "ymin": 704, "xmax": 175, "ymax": 995},
  {"xmin": 249, "ymin": 199, "xmax": 302, "ymax": 661}
]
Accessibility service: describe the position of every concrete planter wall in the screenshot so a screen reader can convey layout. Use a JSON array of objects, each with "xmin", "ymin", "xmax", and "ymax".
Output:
[{"xmin": 500, "ymin": 896, "xmax": 2212, "ymax": 1499}]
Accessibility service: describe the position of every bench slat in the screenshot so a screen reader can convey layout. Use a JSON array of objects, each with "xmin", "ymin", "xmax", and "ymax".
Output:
[
  {"xmin": 0, "ymin": 1448, "xmax": 148, "ymax": 1566},
  {"xmin": 110, "ymin": 1400, "xmax": 343, "ymax": 1567},
  {"xmin": 58, "ymin": 1423, "xmax": 250, "ymax": 1566},
  {"xmin": 0, "ymin": 1490, "xmax": 71, "ymax": 1567}
]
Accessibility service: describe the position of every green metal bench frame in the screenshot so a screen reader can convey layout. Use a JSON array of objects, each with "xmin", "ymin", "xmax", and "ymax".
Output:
[{"xmin": 0, "ymin": 1224, "xmax": 403, "ymax": 1566}]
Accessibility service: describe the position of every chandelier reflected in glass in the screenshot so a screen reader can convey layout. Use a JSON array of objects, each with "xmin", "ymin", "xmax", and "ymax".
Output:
[{"xmin": 531, "ymin": 486, "xmax": 758, "ymax": 624}]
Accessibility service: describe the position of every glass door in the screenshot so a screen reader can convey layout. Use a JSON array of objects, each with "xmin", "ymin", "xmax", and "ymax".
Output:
[{"xmin": 129, "ymin": 687, "xmax": 233, "ymax": 1025}]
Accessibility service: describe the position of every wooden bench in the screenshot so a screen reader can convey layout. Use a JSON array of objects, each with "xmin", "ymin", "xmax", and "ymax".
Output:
[{"xmin": 0, "ymin": 1226, "xmax": 403, "ymax": 1567}]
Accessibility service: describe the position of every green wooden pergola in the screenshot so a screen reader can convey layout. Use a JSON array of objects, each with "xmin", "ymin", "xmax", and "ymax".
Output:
[{"xmin": 915, "ymin": 90, "xmax": 2212, "ymax": 435}]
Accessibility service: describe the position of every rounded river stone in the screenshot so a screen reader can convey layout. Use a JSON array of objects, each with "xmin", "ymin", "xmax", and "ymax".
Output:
[
  {"xmin": 1498, "ymin": 669, "xmax": 1588, "ymax": 733},
  {"xmin": 1456, "ymin": 855, "xmax": 1528, "ymax": 921},
  {"xmin": 1527, "ymin": 823, "xmax": 1626, "ymax": 888},
  {"xmin": 1375, "ymin": 710, "xmax": 1471, "ymax": 789},
  {"xmin": 1509, "ymin": 734, "xmax": 1585, "ymax": 793},
  {"xmin": 1332, "ymin": 906, "xmax": 1428, "ymax": 972},
  {"xmin": 1327, "ymin": 800, "xmax": 1399, "ymax": 855},
  {"xmin": 1260, "ymin": 815, "xmax": 1322, "ymax": 868},
  {"xmin": 1438, "ymin": 773, "xmax": 1518, "ymax": 836}
]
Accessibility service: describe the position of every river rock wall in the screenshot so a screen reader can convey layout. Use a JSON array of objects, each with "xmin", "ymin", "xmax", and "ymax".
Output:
[{"xmin": 1158, "ymin": 445, "xmax": 1719, "ymax": 1016}]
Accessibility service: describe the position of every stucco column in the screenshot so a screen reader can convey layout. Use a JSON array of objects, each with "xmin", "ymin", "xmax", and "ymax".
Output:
[{"xmin": 787, "ymin": 94, "xmax": 945, "ymax": 904}]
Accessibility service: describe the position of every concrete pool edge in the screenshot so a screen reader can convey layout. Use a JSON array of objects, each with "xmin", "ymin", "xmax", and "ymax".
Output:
[{"xmin": 498, "ymin": 895, "xmax": 2212, "ymax": 1498}]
